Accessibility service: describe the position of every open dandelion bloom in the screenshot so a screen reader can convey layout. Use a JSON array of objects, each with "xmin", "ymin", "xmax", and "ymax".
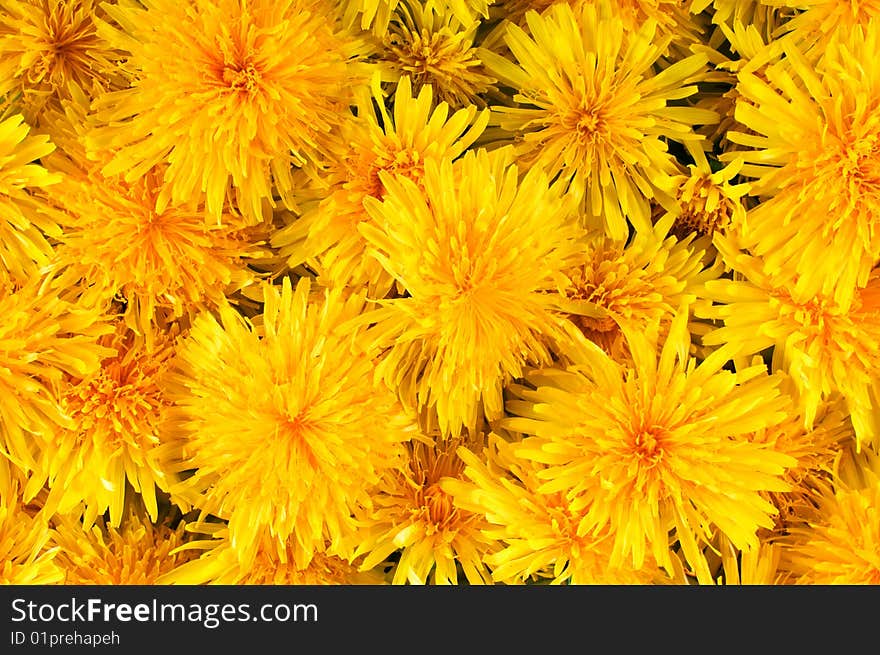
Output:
[
  {"xmin": 89, "ymin": 0, "xmax": 365, "ymax": 223},
  {"xmin": 0, "ymin": 0, "xmax": 123, "ymax": 124},
  {"xmin": 555, "ymin": 214, "xmax": 720, "ymax": 362},
  {"xmin": 727, "ymin": 26, "xmax": 880, "ymax": 306},
  {"xmin": 0, "ymin": 112, "xmax": 61, "ymax": 291},
  {"xmin": 780, "ymin": 451, "xmax": 880, "ymax": 584},
  {"xmin": 482, "ymin": 2, "xmax": 717, "ymax": 240},
  {"xmin": 768, "ymin": 0, "xmax": 880, "ymax": 55},
  {"xmin": 697, "ymin": 236, "xmax": 880, "ymax": 448},
  {"xmin": 691, "ymin": 19, "xmax": 788, "ymax": 149},
  {"xmin": 669, "ymin": 392, "xmax": 850, "ymax": 583},
  {"xmin": 502, "ymin": 311, "xmax": 795, "ymax": 583},
  {"xmin": 377, "ymin": 1, "xmax": 498, "ymax": 109},
  {"xmin": 445, "ymin": 433, "xmax": 665, "ymax": 584},
  {"xmin": 0, "ymin": 278, "xmax": 112, "ymax": 471},
  {"xmin": 743, "ymin": 384, "xmax": 854, "ymax": 537},
  {"xmin": 161, "ymin": 527, "xmax": 385, "ymax": 585},
  {"xmin": 0, "ymin": 461, "xmax": 63, "ymax": 584},
  {"xmin": 272, "ymin": 75, "xmax": 487, "ymax": 296},
  {"xmin": 360, "ymin": 149, "xmax": 581, "ymax": 436},
  {"xmin": 51, "ymin": 509, "xmax": 197, "ymax": 584},
  {"xmin": 163, "ymin": 277, "xmax": 414, "ymax": 567},
  {"xmin": 41, "ymin": 101, "xmax": 268, "ymax": 340},
  {"xmin": 354, "ymin": 430, "xmax": 495, "ymax": 585},
  {"xmin": 26, "ymin": 322, "xmax": 178, "ymax": 529}
]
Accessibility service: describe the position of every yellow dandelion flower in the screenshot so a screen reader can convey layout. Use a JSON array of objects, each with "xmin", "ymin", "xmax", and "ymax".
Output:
[
  {"xmin": 354, "ymin": 428, "xmax": 495, "ymax": 585},
  {"xmin": 271, "ymin": 75, "xmax": 487, "ymax": 297},
  {"xmin": 89, "ymin": 0, "xmax": 365, "ymax": 223},
  {"xmin": 0, "ymin": 112, "xmax": 61, "ymax": 291},
  {"xmin": 758, "ymin": 388, "xmax": 853, "ymax": 472},
  {"xmin": 555, "ymin": 214, "xmax": 721, "ymax": 362},
  {"xmin": 727, "ymin": 25, "xmax": 880, "ymax": 306},
  {"xmin": 739, "ymin": 379, "xmax": 854, "ymax": 538},
  {"xmin": 160, "ymin": 527, "xmax": 385, "ymax": 585},
  {"xmin": 660, "ymin": 141, "xmax": 750, "ymax": 240},
  {"xmin": 52, "ymin": 167, "xmax": 265, "ymax": 336},
  {"xmin": 779, "ymin": 450, "xmax": 880, "ymax": 584},
  {"xmin": 0, "ymin": 460, "xmax": 63, "ymax": 584},
  {"xmin": 690, "ymin": 19, "xmax": 787, "ymax": 149},
  {"xmin": 162, "ymin": 277, "xmax": 414, "ymax": 567},
  {"xmin": 445, "ymin": 433, "xmax": 664, "ymax": 584},
  {"xmin": 378, "ymin": 1, "xmax": 498, "ymax": 109},
  {"xmin": 25, "ymin": 321, "xmax": 178, "ymax": 529},
  {"xmin": 663, "ymin": 446, "xmax": 799, "ymax": 584},
  {"xmin": 47, "ymin": 160, "xmax": 268, "ymax": 340},
  {"xmin": 41, "ymin": 98, "xmax": 268, "ymax": 340},
  {"xmin": 768, "ymin": 0, "xmax": 880, "ymax": 55},
  {"xmin": 0, "ymin": 0, "xmax": 124, "ymax": 124},
  {"xmin": 502, "ymin": 310, "xmax": 795, "ymax": 583},
  {"xmin": 0, "ymin": 277, "xmax": 113, "ymax": 471},
  {"xmin": 697, "ymin": 235, "xmax": 880, "ymax": 448},
  {"xmin": 51, "ymin": 508, "xmax": 196, "ymax": 584},
  {"xmin": 345, "ymin": 0, "xmax": 489, "ymax": 36},
  {"xmin": 495, "ymin": 0, "xmax": 703, "ymax": 55},
  {"xmin": 482, "ymin": 2, "xmax": 717, "ymax": 240},
  {"xmin": 360, "ymin": 148, "xmax": 582, "ymax": 436}
]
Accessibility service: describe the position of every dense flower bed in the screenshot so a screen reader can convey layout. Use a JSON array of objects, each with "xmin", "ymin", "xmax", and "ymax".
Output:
[{"xmin": 1, "ymin": 0, "xmax": 879, "ymax": 585}]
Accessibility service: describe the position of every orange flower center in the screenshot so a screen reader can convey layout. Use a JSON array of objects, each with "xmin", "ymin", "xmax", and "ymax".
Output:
[
  {"xmin": 421, "ymin": 482, "xmax": 455, "ymax": 527},
  {"xmin": 672, "ymin": 172, "xmax": 735, "ymax": 238},
  {"xmin": 223, "ymin": 62, "xmax": 263, "ymax": 93},
  {"xmin": 65, "ymin": 359, "xmax": 163, "ymax": 452},
  {"xmin": 566, "ymin": 105, "xmax": 610, "ymax": 144},
  {"xmin": 25, "ymin": 6, "xmax": 100, "ymax": 87},
  {"xmin": 811, "ymin": 124, "xmax": 880, "ymax": 214},
  {"xmin": 367, "ymin": 147, "xmax": 425, "ymax": 198},
  {"xmin": 631, "ymin": 426, "xmax": 666, "ymax": 467},
  {"xmin": 276, "ymin": 412, "xmax": 320, "ymax": 468}
]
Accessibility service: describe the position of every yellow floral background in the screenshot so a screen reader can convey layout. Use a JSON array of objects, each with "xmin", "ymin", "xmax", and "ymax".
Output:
[{"xmin": 1, "ymin": 0, "xmax": 879, "ymax": 585}]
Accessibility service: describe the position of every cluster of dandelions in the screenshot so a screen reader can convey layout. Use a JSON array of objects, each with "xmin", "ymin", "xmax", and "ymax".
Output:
[{"xmin": 2, "ymin": 0, "xmax": 880, "ymax": 587}]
